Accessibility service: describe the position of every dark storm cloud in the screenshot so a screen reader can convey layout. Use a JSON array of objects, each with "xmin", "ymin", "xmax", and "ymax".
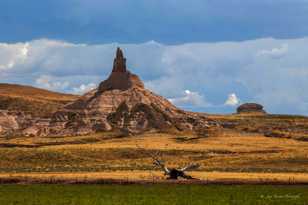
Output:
[{"xmin": 0, "ymin": 0, "xmax": 308, "ymax": 44}]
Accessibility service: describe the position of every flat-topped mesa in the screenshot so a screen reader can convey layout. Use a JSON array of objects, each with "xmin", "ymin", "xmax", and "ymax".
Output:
[
  {"xmin": 237, "ymin": 103, "xmax": 266, "ymax": 114},
  {"xmin": 98, "ymin": 47, "xmax": 144, "ymax": 92}
]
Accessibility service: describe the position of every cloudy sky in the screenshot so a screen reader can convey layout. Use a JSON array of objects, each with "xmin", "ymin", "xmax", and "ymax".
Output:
[{"xmin": 1, "ymin": 0, "xmax": 308, "ymax": 115}]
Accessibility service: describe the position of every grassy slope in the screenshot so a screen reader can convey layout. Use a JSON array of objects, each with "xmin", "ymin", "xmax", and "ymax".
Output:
[
  {"xmin": 0, "ymin": 83, "xmax": 78, "ymax": 117},
  {"xmin": 0, "ymin": 184, "xmax": 307, "ymax": 205}
]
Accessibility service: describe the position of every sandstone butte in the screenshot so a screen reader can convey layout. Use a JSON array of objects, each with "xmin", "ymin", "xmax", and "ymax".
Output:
[
  {"xmin": 0, "ymin": 48, "xmax": 218, "ymax": 137},
  {"xmin": 237, "ymin": 103, "xmax": 266, "ymax": 114}
]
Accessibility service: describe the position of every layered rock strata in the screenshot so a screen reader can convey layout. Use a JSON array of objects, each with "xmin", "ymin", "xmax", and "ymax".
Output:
[{"xmin": 46, "ymin": 48, "xmax": 216, "ymax": 136}]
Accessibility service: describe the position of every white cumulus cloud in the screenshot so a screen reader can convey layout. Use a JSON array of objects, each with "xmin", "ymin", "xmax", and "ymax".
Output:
[
  {"xmin": 1, "ymin": 38, "xmax": 308, "ymax": 114},
  {"xmin": 35, "ymin": 75, "xmax": 70, "ymax": 91},
  {"xmin": 169, "ymin": 90, "xmax": 209, "ymax": 108},
  {"xmin": 0, "ymin": 42, "xmax": 29, "ymax": 70},
  {"xmin": 72, "ymin": 83, "xmax": 97, "ymax": 94},
  {"xmin": 257, "ymin": 44, "xmax": 289, "ymax": 59},
  {"xmin": 224, "ymin": 93, "xmax": 240, "ymax": 106}
]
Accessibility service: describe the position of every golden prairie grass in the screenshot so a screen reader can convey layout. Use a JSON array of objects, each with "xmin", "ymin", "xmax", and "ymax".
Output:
[
  {"xmin": 0, "ymin": 131, "xmax": 307, "ymax": 174},
  {"xmin": 1, "ymin": 83, "xmax": 308, "ymax": 184},
  {"xmin": 0, "ymin": 83, "xmax": 78, "ymax": 117},
  {"xmin": 0, "ymin": 171, "xmax": 308, "ymax": 184},
  {"xmin": 0, "ymin": 83, "xmax": 77, "ymax": 102},
  {"xmin": 1, "ymin": 112, "xmax": 308, "ymax": 180}
]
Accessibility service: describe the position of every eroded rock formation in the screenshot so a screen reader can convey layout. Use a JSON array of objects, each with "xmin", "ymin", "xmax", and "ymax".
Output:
[
  {"xmin": 98, "ymin": 47, "xmax": 144, "ymax": 92},
  {"xmin": 237, "ymin": 103, "xmax": 266, "ymax": 114},
  {"xmin": 0, "ymin": 48, "xmax": 218, "ymax": 137},
  {"xmin": 0, "ymin": 110, "xmax": 32, "ymax": 136},
  {"xmin": 0, "ymin": 111, "xmax": 19, "ymax": 135},
  {"xmin": 45, "ymin": 48, "xmax": 217, "ymax": 136}
]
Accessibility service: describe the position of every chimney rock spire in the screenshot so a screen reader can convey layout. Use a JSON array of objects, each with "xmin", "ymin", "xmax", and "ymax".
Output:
[{"xmin": 112, "ymin": 47, "xmax": 127, "ymax": 73}]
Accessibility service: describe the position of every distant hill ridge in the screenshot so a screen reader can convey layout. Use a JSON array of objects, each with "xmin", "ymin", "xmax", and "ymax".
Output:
[{"xmin": 0, "ymin": 83, "xmax": 78, "ymax": 117}]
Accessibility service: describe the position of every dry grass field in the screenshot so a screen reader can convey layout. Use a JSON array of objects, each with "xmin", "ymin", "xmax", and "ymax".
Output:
[
  {"xmin": 0, "ymin": 84, "xmax": 308, "ymax": 183},
  {"xmin": 1, "ymin": 113, "xmax": 308, "ymax": 183},
  {"xmin": 1, "ymin": 171, "xmax": 308, "ymax": 185}
]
